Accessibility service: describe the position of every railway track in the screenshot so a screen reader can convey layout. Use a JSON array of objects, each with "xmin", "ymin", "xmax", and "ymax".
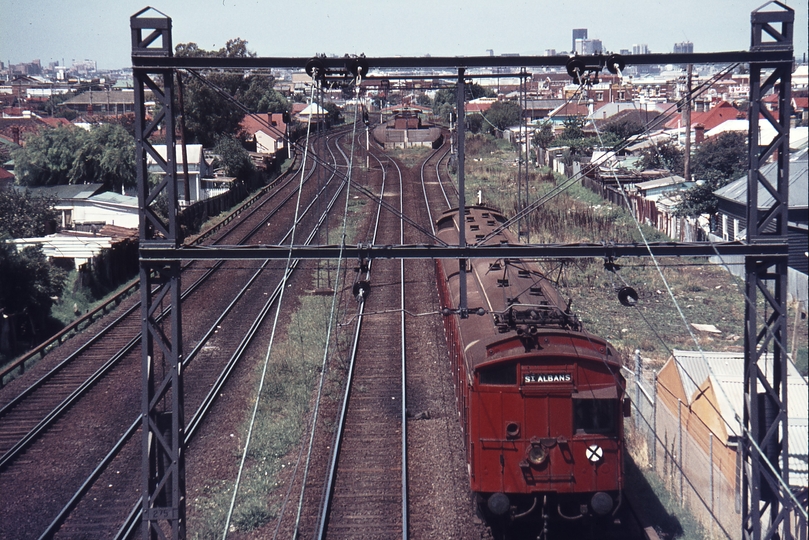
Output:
[
  {"xmin": 1, "ymin": 125, "xmax": 657, "ymax": 540},
  {"xmin": 317, "ymin": 147, "xmax": 407, "ymax": 539},
  {"xmin": 0, "ymin": 130, "xmax": 355, "ymax": 539}
]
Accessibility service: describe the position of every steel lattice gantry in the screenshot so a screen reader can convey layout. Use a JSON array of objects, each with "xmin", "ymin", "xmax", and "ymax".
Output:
[
  {"xmin": 129, "ymin": 2, "xmax": 802, "ymax": 539},
  {"xmin": 131, "ymin": 8, "xmax": 185, "ymax": 540},
  {"xmin": 743, "ymin": 4, "xmax": 802, "ymax": 540}
]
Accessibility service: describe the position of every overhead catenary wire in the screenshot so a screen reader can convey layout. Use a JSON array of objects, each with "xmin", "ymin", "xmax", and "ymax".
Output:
[{"xmin": 221, "ymin": 78, "xmax": 320, "ymax": 540}]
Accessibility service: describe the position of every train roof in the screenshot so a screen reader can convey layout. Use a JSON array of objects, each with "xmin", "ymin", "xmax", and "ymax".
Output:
[{"xmin": 436, "ymin": 206, "xmax": 620, "ymax": 370}]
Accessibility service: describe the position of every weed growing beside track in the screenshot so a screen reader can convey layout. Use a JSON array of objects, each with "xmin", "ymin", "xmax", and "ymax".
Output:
[{"xmin": 192, "ymin": 286, "xmax": 346, "ymax": 538}]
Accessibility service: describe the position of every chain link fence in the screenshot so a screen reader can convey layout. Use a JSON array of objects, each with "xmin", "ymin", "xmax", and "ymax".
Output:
[{"xmin": 626, "ymin": 354, "xmax": 741, "ymax": 538}]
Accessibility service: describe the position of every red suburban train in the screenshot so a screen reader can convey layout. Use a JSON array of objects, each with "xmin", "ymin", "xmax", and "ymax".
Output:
[{"xmin": 435, "ymin": 206, "xmax": 629, "ymax": 525}]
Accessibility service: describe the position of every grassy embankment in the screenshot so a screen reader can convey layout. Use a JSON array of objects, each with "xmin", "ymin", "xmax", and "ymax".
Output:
[{"xmin": 189, "ymin": 188, "xmax": 368, "ymax": 537}]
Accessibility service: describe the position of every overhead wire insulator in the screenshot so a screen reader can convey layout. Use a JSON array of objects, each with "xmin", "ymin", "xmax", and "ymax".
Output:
[
  {"xmin": 345, "ymin": 55, "xmax": 369, "ymax": 79},
  {"xmin": 305, "ymin": 57, "xmax": 327, "ymax": 84},
  {"xmin": 606, "ymin": 54, "xmax": 626, "ymax": 75}
]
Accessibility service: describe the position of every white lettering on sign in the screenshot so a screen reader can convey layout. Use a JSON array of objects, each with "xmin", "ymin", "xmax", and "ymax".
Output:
[{"xmin": 523, "ymin": 373, "xmax": 572, "ymax": 384}]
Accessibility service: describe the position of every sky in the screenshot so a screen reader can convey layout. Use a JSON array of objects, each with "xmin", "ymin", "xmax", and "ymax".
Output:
[{"xmin": 1, "ymin": 0, "xmax": 807, "ymax": 71}]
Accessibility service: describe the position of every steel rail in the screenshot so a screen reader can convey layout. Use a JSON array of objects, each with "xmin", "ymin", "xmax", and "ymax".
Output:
[
  {"xmin": 43, "ymin": 138, "xmax": 349, "ymax": 540},
  {"xmin": 0, "ymin": 160, "xmax": 318, "ymax": 472},
  {"xmin": 418, "ymin": 143, "xmax": 447, "ymax": 235},
  {"xmin": 394, "ymin": 153, "xmax": 408, "ymax": 540},
  {"xmin": 316, "ymin": 135, "xmax": 405, "ymax": 539}
]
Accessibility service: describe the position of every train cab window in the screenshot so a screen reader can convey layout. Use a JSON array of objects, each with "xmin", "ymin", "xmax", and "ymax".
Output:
[
  {"xmin": 478, "ymin": 363, "xmax": 517, "ymax": 386},
  {"xmin": 573, "ymin": 399, "xmax": 616, "ymax": 434}
]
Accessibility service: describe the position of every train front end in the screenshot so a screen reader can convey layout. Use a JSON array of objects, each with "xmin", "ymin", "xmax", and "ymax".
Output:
[{"xmin": 468, "ymin": 330, "xmax": 628, "ymax": 522}]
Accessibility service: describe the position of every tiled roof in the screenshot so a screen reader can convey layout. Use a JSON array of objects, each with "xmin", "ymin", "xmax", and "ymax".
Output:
[
  {"xmin": 663, "ymin": 101, "xmax": 743, "ymax": 131},
  {"xmin": 240, "ymin": 113, "xmax": 286, "ymax": 139}
]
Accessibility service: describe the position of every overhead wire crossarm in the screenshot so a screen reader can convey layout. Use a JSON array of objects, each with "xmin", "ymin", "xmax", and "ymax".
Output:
[
  {"xmin": 130, "ymin": 50, "xmax": 794, "ymax": 70},
  {"xmin": 139, "ymin": 241, "xmax": 789, "ymax": 262}
]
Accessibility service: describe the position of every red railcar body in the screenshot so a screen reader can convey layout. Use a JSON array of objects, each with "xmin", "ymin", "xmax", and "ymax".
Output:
[{"xmin": 435, "ymin": 206, "xmax": 628, "ymax": 522}]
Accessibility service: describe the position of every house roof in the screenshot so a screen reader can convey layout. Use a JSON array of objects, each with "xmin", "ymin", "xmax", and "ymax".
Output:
[
  {"xmin": 148, "ymin": 144, "xmax": 204, "ymax": 166},
  {"xmin": 667, "ymin": 349, "xmax": 807, "ymax": 488},
  {"xmin": 240, "ymin": 113, "xmax": 286, "ymax": 139},
  {"xmin": 624, "ymin": 132, "xmax": 673, "ymax": 153},
  {"xmin": 548, "ymin": 102, "xmax": 589, "ymax": 119},
  {"xmin": 664, "ymin": 101, "xmax": 743, "ymax": 131},
  {"xmin": 298, "ymin": 103, "xmax": 326, "ymax": 116},
  {"xmin": 635, "ymin": 175, "xmax": 687, "ymax": 191},
  {"xmin": 63, "ymin": 90, "xmax": 136, "ymax": 106},
  {"xmin": 714, "ymin": 151, "xmax": 808, "ymax": 209},
  {"xmin": 703, "ymin": 118, "xmax": 795, "ymax": 148},
  {"xmin": 16, "ymin": 183, "xmax": 105, "ymax": 200},
  {"xmin": 89, "ymin": 191, "xmax": 138, "ymax": 207}
]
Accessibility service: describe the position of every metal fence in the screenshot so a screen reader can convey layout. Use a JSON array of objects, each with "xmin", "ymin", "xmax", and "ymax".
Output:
[{"xmin": 627, "ymin": 354, "xmax": 741, "ymax": 539}]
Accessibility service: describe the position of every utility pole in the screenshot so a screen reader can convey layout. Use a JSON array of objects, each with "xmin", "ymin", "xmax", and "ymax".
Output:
[
  {"xmin": 683, "ymin": 64, "xmax": 692, "ymax": 182},
  {"xmin": 456, "ymin": 68, "xmax": 467, "ymax": 318}
]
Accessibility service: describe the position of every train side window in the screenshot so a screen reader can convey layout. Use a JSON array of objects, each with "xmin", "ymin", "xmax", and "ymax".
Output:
[
  {"xmin": 478, "ymin": 364, "xmax": 517, "ymax": 385},
  {"xmin": 573, "ymin": 398, "xmax": 616, "ymax": 434}
]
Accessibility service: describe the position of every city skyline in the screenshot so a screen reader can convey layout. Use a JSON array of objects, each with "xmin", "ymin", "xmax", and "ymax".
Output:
[{"xmin": 1, "ymin": 0, "xmax": 807, "ymax": 71}]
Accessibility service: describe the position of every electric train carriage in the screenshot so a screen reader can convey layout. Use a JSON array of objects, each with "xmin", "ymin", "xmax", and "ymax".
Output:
[{"xmin": 434, "ymin": 206, "xmax": 630, "ymax": 527}]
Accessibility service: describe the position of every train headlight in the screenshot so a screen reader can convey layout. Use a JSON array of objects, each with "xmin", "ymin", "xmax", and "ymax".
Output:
[
  {"xmin": 527, "ymin": 444, "xmax": 548, "ymax": 465},
  {"xmin": 590, "ymin": 491, "xmax": 613, "ymax": 515}
]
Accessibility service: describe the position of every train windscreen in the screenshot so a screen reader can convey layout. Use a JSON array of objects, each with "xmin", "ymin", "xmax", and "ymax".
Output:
[
  {"xmin": 478, "ymin": 363, "xmax": 517, "ymax": 385},
  {"xmin": 573, "ymin": 398, "xmax": 616, "ymax": 434}
]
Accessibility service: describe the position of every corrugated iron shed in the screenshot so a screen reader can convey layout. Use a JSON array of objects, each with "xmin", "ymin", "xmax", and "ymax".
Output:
[{"xmin": 669, "ymin": 349, "xmax": 808, "ymax": 488}]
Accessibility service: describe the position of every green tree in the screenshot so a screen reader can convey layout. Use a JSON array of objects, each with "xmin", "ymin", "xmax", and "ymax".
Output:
[
  {"xmin": 213, "ymin": 135, "xmax": 254, "ymax": 179},
  {"xmin": 71, "ymin": 124, "xmax": 136, "ymax": 192},
  {"xmin": 482, "ymin": 101, "xmax": 522, "ymax": 133},
  {"xmin": 13, "ymin": 124, "xmax": 136, "ymax": 191},
  {"xmin": 241, "ymin": 74, "xmax": 290, "ymax": 114},
  {"xmin": 559, "ymin": 117, "xmax": 586, "ymax": 141},
  {"xmin": 0, "ymin": 189, "xmax": 57, "ymax": 238},
  {"xmin": 532, "ymin": 121, "xmax": 554, "ymax": 163},
  {"xmin": 0, "ymin": 241, "xmax": 67, "ymax": 338},
  {"xmin": 432, "ymin": 83, "xmax": 494, "ymax": 123},
  {"xmin": 552, "ymin": 117, "xmax": 603, "ymax": 159},
  {"xmin": 466, "ymin": 114, "xmax": 483, "ymax": 134},
  {"xmin": 13, "ymin": 126, "xmax": 87, "ymax": 186},
  {"xmin": 638, "ymin": 141, "xmax": 685, "ymax": 176},
  {"xmin": 323, "ymin": 102, "xmax": 343, "ymax": 126},
  {"xmin": 692, "ymin": 132, "xmax": 747, "ymax": 185},
  {"xmin": 176, "ymin": 39, "xmax": 260, "ymax": 146},
  {"xmin": 602, "ymin": 117, "xmax": 644, "ymax": 140},
  {"xmin": 676, "ymin": 132, "xmax": 747, "ymax": 216}
]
